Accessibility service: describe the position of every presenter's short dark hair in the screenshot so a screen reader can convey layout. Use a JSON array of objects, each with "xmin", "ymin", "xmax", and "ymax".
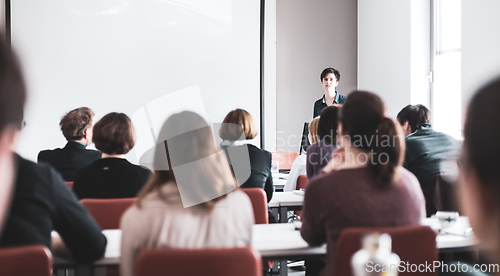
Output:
[
  {"xmin": 396, "ymin": 104, "xmax": 431, "ymax": 133},
  {"xmin": 60, "ymin": 107, "xmax": 94, "ymax": 141},
  {"xmin": 0, "ymin": 35, "xmax": 26, "ymax": 131},
  {"xmin": 320, "ymin": 67, "xmax": 341, "ymax": 82},
  {"xmin": 93, "ymin": 113, "xmax": 135, "ymax": 155}
]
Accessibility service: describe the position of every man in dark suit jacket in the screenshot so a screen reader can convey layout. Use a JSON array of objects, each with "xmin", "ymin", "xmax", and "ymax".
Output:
[{"xmin": 38, "ymin": 107, "xmax": 101, "ymax": 181}]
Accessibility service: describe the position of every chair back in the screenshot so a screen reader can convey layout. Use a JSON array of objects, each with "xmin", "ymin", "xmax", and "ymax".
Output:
[
  {"xmin": 80, "ymin": 198, "xmax": 136, "ymax": 229},
  {"xmin": 335, "ymin": 225, "xmax": 437, "ymax": 276},
  {"xmin": 65, "ymin": 181, "xmax": 73, "ymax": 189},
  {"xmin": 135, "ymin": 247, "xmax": 262, "ymax": 276},
  {"xmin": 271, "ymin": 152, "xmax": 299, "ymax": 170},
  {"xmin": 0, "ymin": 245, "xmax": 52, "ymax": 276},
  {"xmin": 296, "ymin": 175, "xmax": 308, "ymax": 190},
  {"xmin": 426, "ymin": 174, "xmax": 458, "ymax": 217},
  {"xmin": 241, "ymin": 188, "xmax": 268, "ymax": 224}
]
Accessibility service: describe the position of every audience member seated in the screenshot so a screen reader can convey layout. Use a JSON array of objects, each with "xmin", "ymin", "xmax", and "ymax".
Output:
[
  {"xmin": 451, "ymin": 77, "xmax": 500, "ymax": 276},
  {"xmin": 313, "ymin": 67, "xmax": 347, "ymax": 118},
  {"xmin": 284, "ymin": 117, "xmax": 319, "ymax": 192},
  {"xmin": 219, "ymin": 109, "xmax": 274, "ymax": 203},
  {"xmin": 73, "ymin": 113, "xmax": 151, "ymax": 199},
  {"xmin": 396, "ymin": 104, "xmax": 460, "ymax": 215},
  {"xmin": 306, "ymin": 105, "xmax": 340, "ymax": 180},
  {"xmin": 38, "ymin": 107, "xmax": 101, "ymax": 181},
  {"xmin": 301, "ymin": 91, "xmax": 425, "ymax": 276},
  {"xmin": 0, "ymin": 37, "xmax": 106, "ymax": 264},
  {"xmin": 120, "ymin": 111, "xmax": 254, "ymax": 276}
]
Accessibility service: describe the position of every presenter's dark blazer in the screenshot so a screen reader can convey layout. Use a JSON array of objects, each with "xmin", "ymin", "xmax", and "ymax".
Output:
[{"xmin": 38, "ymin": 141, "xmax": 101, "ymax": 182}]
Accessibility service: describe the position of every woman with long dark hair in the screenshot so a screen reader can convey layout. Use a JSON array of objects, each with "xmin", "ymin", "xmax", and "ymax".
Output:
[{"xmin": 301, "ymin": 91, "xmax": 425, "ymax": 276}]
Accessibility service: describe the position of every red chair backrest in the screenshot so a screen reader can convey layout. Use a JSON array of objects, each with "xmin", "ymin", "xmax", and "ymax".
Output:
[
  {"xmin": 271, "ymin": 152, "xmax": 299, "ymax": 170},
  {"xmin": 135, "ymin": 247, "xmax": 262, "ymax": 276},
  {"xmin": 241, "ymin": 188, "xmax": 268, "ymax": 224},
  {"xmin": 296, "ymin": 175, "xmax": 308, "ymax": 190},
  {"xmin": 0, "ymin": 245, "xmax": 52, "ymax": 276},
  {"xmin": 65, "ymin": 181, "xmax": 73, "ymax": 189},
  {"xmin": 80, "ymin": 198, "xmax": 136, "ymax": 229},
  {"xmin": 335, "ymin": 225, "xmax": 438, "ymax": 276}
]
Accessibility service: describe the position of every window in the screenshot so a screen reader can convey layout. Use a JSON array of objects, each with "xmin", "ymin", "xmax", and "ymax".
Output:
[{"xmin": 431, "ymin": 0, "xmax": 462, "ymax": 138}]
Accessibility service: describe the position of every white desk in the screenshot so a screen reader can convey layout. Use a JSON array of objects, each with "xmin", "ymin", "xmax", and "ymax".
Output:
[
  {"xmin": 53, "ymin": 220, "xmax": 478, "ymax": 276},
  {"xmin": 273, "ymin": 173, "xmax": 289, "ymax": 191},
  {"xmin": 53, "ymin": 224, "xmax": 323, "ymax": 276},
  {"xmin": 422, "ymin": 216, "xmax": 478, "ymax": 251},
  {"xmin": 269, "ymin": 192, "xmax": 304, "ymax": 222}
]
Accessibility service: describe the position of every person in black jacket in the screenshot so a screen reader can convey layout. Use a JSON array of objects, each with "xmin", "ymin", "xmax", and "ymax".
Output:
[
  {"xmin": 73, "ymin": 113, "xmax": 151, "ymax": 199},
  {"xmin": 219, "ymin": 109, "xmax": 276, "ymax": 222},
  {"xmin": 0, "ymin": 35, "xmax": 106, "ymax": 263},
  {"xmin": 397, "ymin": 105, "xmax": 460, "ymax": 215},
  {"xmin": 38, "ymin": 107, "xmax": 101, "ymax": 181}
]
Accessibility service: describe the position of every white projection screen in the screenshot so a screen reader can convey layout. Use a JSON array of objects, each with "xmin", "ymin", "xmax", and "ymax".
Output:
[{"xmin": 11, "ymin": 0, "xmax": 261, "ymax": 165}]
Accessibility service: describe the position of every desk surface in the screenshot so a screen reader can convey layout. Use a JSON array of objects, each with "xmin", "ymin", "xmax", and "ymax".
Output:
[
  {"xmin": 269, "ymin": 191, "xmax": 304, "ymax": 208},
  {"xmin": 53, "ymin": 218, "xmax": 478, "ymax": 267}
]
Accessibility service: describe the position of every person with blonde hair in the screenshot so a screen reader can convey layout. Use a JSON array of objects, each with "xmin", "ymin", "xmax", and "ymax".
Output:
[
  {"xmin": 284, "ymin": 117, "xmax": 320, "ymax": 192},
  {"xmin": 120, "ymin": 111, "xmax": 254, "ymax": 276}
]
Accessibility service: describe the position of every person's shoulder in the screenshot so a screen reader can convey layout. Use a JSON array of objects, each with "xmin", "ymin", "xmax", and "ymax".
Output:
[
  {"xmin": 226, "ymin": 189, "xmax": 252, "ymax": 206},
  {"xmin": 338, "ymin": 93, "xmax": 347, "ymax": 102},
  {"xmin": 395, "ymin": 167, "xmax": 422, "ymax": 193},
  {"xmin": 17, "ymin": 153, "xmax": 66, "ymax": 189},
  {"xmin": 307, "ymin": 171, "xmax": 336, "ymax": 192},
  {"xmin": 85, "ymin": 149, "xmax": 101, "ymax": 158},
  {"xmin": 37, "ymin": 147, "xmax": 63, "ymax": 160},
  {"xmin": 306, "ymin": 142, "xmax": 319, "ymax": 153}
]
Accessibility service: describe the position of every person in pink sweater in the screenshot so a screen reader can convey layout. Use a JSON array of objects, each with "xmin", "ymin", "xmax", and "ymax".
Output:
[{"xmin": 301, "ymin": 91, "xmax": 425, "ymax": 276}]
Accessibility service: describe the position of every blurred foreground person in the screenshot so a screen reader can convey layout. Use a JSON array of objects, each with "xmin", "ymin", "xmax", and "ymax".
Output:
[
  {"xmin": 0, "ymin": 35, "xmax": 106, "ymax": 263},
  {"xmin": 38, "ymin": 107, "xmax": 101, "ymax": 181},
  {"xmin": 301, "ymin": 91, "xmax": 425, "ymax": 276},
  {"xmin": 120, "ymin": 111, "xmax": 254, "ymax": 276},
  {"xmin": 73, "ymin": 113, "xmax": 151, "ymax": 199},
  {"xmin": 455, "ymin": 77, "xmax": 500, "ymax": 275}
]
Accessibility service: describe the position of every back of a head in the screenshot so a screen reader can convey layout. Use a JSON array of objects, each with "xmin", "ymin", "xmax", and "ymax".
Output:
[
  {"xmin": 464, "ymin": 77, "xmax": 500, "ymax": 193},
  {"xmin": 93, "ymin": 113, "xmax": 135, "ymax": 155},
  {"xmin": 308, "ymin": 117, "xmax": 321, "ymax": 144},
  {"xmin": 139, "ymin": 111, "xmax": 235, "ymax": 209},
  {"xmin": 0, "ymin": 36, "xmax": 26, "ymax": 132},
  {"xmin": 60, "ymin": 107, "xmax": 94, "ymax": 141},
  {"xmin": 219, "ymin": 109, "xmax": 257, "ymax": 141},
  {"xmin": 341, "ymin": 91, "xmax": 403, "ymax": 188},
  {"xmin": 396, "ymin": 104, "xmax": 431, "ymax": 133},
  {"xmin": 317, "ymin": 105, "xmax": 340, "ymax": 144},
  {"xmin": 0, "ymin": 33, "xmax": 26, "ymax": 235}
]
